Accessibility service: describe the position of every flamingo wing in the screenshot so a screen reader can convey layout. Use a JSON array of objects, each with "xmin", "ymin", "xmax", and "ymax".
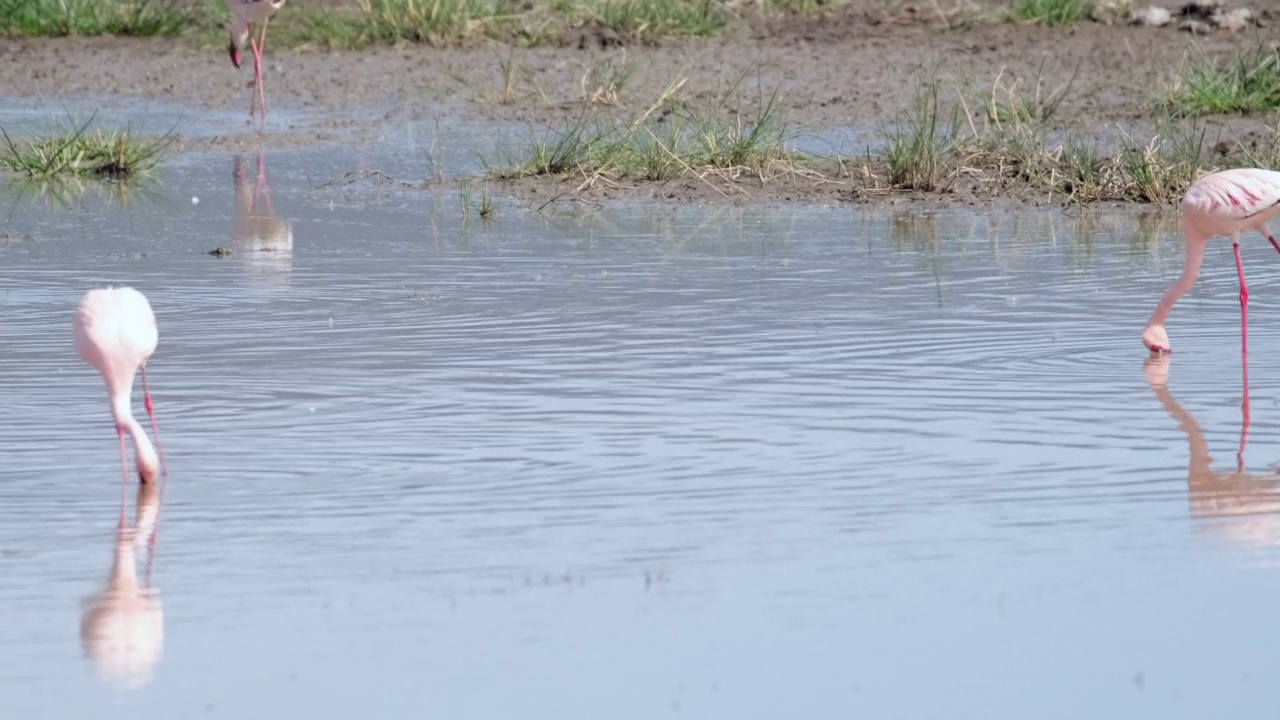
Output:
[{"xmin": 1184, "ymin": 168, "xmax": 1280, "ymax": 222}]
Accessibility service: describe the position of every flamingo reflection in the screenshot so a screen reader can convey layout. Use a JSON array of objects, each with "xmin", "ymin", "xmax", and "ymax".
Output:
[
  {"xmin": 233, "ymin": 154, "xmax": 293, "ymax": 290},
  {"xmin": 80, "ymin": 482, "xmax": 164, "ymax": 690},
  {"xmin": 1145, "ymin": 355, "xmax": 1280, "ymax": 549}
]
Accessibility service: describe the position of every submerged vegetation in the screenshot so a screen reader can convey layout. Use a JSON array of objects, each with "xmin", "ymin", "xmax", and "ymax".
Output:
[{"xmin": 0, "ymin": 117, "xmax": 173, "ymax": 178}]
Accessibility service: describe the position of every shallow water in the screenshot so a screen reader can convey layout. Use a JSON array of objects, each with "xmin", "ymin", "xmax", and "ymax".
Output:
[{"xmin": 4, "ymin": 145, "xmax": 1280, "ymax": 719}]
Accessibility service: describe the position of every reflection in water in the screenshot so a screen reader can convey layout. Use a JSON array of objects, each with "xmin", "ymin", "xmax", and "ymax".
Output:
[
  {"xmin": 233, "ymin": 154, "xmax": 293, "ymax": 289},
  {"xmin": 1145, "ymin": 356, "xmax": 1280, "ymax": 549},
  {"xmin": 1, "ymin": 176, "xmax": 164, "ymax": 215},
  {"xmin": 80, "ymin": 483, "xmax": 163, "ymax": 691}
]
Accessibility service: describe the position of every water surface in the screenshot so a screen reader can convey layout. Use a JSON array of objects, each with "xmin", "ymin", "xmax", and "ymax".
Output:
[{"xmin": 3, "ymin": 147, "xmax": 1280, "ymax": 719}]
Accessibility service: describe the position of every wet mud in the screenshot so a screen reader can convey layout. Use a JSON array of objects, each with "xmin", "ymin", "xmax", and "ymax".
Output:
[{"xmin": 3, "ymin": 2, "xmax": 1280, "ymax": 207}]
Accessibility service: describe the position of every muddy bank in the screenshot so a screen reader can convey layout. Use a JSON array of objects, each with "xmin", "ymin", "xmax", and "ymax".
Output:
[{"xmin": 3, "ymin": 4, "xmax": 1280, "ymax": 207}]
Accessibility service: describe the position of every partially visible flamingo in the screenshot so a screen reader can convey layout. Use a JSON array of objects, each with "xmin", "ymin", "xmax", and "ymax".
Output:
[
  {"xmin": 73, "ymin": 287, "xmax": 169, "ymax": 528},
  {"xmin": 1143, "ymin": 168, "xmax": 1280, "ymax": 356},
  {"xmin": 226, "ymin": 0, "xmax": 287, "ymax": 124}
]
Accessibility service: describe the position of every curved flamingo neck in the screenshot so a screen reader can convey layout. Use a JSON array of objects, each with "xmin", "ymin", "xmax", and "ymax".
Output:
[
  {"xmin": 110, "ymin": 392, "xmax": 159, "ymax": 484},
  {"xmin": 1146, "ymin": 231, "xmax": 1209, "ymax": 330}
]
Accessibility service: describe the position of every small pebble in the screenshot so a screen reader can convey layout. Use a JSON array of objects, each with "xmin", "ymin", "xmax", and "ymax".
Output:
[{"xmin": 191, "ymin": 196, "xmax": 199, "ymax": 205}]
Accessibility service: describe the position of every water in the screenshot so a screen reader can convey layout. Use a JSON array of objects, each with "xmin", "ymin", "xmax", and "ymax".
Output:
[{"xmin": 3, "ymin": 145, "xmax": 1280, "ymax": 719}]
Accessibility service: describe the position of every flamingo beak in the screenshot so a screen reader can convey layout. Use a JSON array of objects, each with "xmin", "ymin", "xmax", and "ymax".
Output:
[{"xmin": 229, "ymin": 41, "xmax": 241, "ymax": 69}]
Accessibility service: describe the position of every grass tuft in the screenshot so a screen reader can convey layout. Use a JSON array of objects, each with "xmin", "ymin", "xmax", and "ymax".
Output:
[
  {"xmin": 0, "ymin": 116, "xmax": 173, "ymax": 178},
  {"xmin": 1159, "ymin": 43, "xmax": 1280, "ymax": 117},
  {"xmin": 1008, "ymin": 0, "xmax": 1089, "ymax": 25},
  {"xmin": 482, "ymin": 74, "xmax": 803, "ymax": 191},
  {"xmin": 273, "ymin": 0, "xmax": 730, "ymax": 49},
  {"xmin": 880, "ymin": 78, "xmax": 960, "ymax": 191}
]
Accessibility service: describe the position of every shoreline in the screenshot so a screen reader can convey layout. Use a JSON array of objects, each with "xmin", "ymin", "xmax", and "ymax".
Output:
[{"xmin": 3, "ymin": 9, "xmax": 1280, "ymax": 210}]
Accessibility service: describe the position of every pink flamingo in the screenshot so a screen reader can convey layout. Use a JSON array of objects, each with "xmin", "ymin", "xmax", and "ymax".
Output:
[
  {"xmin": 73, "ymin": 287, "xmax": 169, "ymax": 528},
  {"xmin": 1143, "ymin": 168, "xmax": 1280, "ymax": 356},
  {"xmin": 226, "ymin": 0, "xmax": 287, "ymax": 124}
]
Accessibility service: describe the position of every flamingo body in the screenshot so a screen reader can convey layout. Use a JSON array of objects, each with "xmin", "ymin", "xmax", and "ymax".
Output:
[
  {"xmin": 1143, "ymin": 168, "xmax": 1280, "ymax": 354},
  {"xmin": 73, "ymin": 287, "xmax": 163, "ymax": 490}
]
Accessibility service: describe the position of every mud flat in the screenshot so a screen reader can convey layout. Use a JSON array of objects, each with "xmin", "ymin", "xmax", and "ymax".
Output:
[{"xmin": 3, "ymin": 1, "xmax": 1280, "ymax": 208}]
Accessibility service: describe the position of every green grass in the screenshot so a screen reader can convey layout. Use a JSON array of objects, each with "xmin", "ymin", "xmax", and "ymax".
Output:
[
  {"xmin": 0, "ymin": 0, "xmax": 733, "ymax": 46},
  {"xmin": 482, "ymin": 77, "xmax": 803, "ymax": 189},
  {"xmin": 0, "ymin": 117, "xmax": 173, "ymax": 178},
  {"xmin": 476, "ymin": 67, "xmax": 1280, "ymax": 207},
  {"xmin": 1008, "ymin": 0, "xmax": 1089, "ymax": 25},
  {"xmin": 880, "ymin": 78, "xmax": 960, "ymax": 191},
  {"xmin": 0, "ymin": 0, "xmax": 195, "ymax": 36},
  {"xmin": 0, "ymin": 0, "xmax": 1073, "ymax": 47},
  {"xmin": 267, "ymin": 0, "xmax": 731, "ymax": 49},
  {"xmin": 1159, "ymin": 43, "xmax": 1280, "ymax": 117}
]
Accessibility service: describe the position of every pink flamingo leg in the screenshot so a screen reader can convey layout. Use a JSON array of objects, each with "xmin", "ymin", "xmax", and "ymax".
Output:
[
  {"xmin": 256, "ymin": 154, "xmax": 275, "ymax": 215},
  {"xmin": 247, "ymin": 16, "xmax": 272, "ymax": 124},
  {"xmin": 140, "ymin": 365, "xmax": 168, "ymax": 559},
  {"xmin": 1234, "ymin": 241, "xmax": 1249, "ymax": 361},
  {"xmin": 1238, "ymin": 347, "xmax": 1252, "ymax": 472},
  {"xmin": 116, "ymin": 425, "xmax": 130, "ymax": 529},
  {"xmin": 140, "ymin": 366, "xmax": 168, "ymax": 483},
  {"xmin": 1233, "ymin": 238, "xmax": 1253, "ymax": 471},
  {"xmin": 253, "ymin": 18, "xmax": 270, "ymax": 124},
  {"xmin": 246, "ymin": 29, "xmax": 258, "ymax": 119}
]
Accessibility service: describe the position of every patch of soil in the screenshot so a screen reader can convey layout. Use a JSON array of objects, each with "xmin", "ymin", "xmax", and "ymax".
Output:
[{"xmin": 2, "ymin": 2, "xmax": 1279, "ymax": 207}]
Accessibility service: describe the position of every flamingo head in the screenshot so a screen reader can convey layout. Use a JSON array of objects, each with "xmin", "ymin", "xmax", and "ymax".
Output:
[
  {"xmin": 228, "ymin": 22, "xmax": 249, "ymax": 68},
  {"xmin": 1143, "ymin": 325, "xmax": 1171, "ymax": 354}
]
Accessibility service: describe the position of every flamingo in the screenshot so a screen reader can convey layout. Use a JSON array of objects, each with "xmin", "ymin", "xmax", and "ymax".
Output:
[
  {"xmin": 226, "ymin": 0, "xmax": 286, "ymax": 123},
  {"xmin": 1143, "ymin": 168, "xmax": 1280, "ymax": 356},
  {"xmin": 73, "ymin": 287, "xmax": 169, "ymax": 528}
]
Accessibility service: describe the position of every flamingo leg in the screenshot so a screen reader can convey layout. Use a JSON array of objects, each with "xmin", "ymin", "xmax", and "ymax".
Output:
[
  {"xmin": 1231, "ymin": 237, "xmax": 1252, "ymax": 472},
  {"xmin": 1238, "ymin": 344, "xmax": 1252, "ymax": 472},
  {"xmin": 117, "ymin": 424, "xmax": 130, "ymax": 530},
  {"xmin": 1261, "ymin": 224, "xmax": 1280, "ymax": 255},
  {"xmin": 1234, "ymin": 240, "xmax": 1249, "ymax": 357},
  {"xmin": 254, "ymin": 17, "xmax": 270, "ymax": 123},
  {"xmin": 140, "ymin": 365, "xmax": 169, "ymax": 483},
  {"xmin": 247, "ymin": 26, "xmax": 260, "ymax": 119},
  {"xmin": 140, "ymin": 365, "xmax": 168, "ymax": 566},
  {"xmin": 256, "ymin": 153, "xmax": 275, "ymax": 215}
]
